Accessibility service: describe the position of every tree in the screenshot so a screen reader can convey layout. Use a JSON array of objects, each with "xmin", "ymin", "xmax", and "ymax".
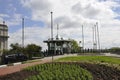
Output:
[
  {"xmin": 71, "ymin": 40, "xmax": 79, "ymax": 53},
  {"xmin": 25, "ymin": 44, "xmax": 42, "ymax": 59},
  {"xmin": 109, "ymin": 47, "xmax": 120, "ymax": 54},
  {"xmin": 9, "ymin": 43, "xmax": 23, "ymax": 54},
  {"xmin": 3, "ymin": 43, "xmax": 42, "ymax": 60}
]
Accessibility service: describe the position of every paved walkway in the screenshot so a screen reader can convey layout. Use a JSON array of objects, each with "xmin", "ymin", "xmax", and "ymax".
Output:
[
  {"xmin": 102, "ymin": 53, "xmax": 120, "ymax": 57},
  {"xmin": 0, "ymin": 54, "xmax": 77, "ymax": 76}
]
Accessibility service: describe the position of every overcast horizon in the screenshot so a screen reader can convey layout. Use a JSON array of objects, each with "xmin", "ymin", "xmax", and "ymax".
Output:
[{"xmin": 0, "ymin": 0, "xmax": 120, "ymax": 50}]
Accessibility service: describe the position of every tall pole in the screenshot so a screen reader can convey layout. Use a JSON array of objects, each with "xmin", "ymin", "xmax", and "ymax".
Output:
[
  {"xmin": 82, "ymin": 25, "xmax": 84, "ymax": 53},
  {"xmin": 96, "ymin": 22, "xmax": 101, "ymax": 53},
  {"xmin": 51, "ymin": 12, "xmax": 53, "ymax": 40},
  {"xmin": 94, "ymin": 24, "xmax": 97, "ymax": 50},
  {"xmin": 57, "ymin": 24, "xmax": 59, "ymax": 39},
  {"xmin": 92, "ymin": 26, "xmax": 94, "ymax": 51},
  {"xmin": 51, "ymin": 12, "xmax": 54, "ymax": 62},
  {"xmin": 22, "ymin": 18, "xmax": 24, "ymax": 48}
]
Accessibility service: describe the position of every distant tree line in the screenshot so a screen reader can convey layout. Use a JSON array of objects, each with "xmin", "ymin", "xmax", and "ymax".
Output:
[
  {"xmin": 108, "ymin": 47, "xmax": 120, "ymax": 54},
  {"xmin": 3, "ymin": 43, "xmax": 42, "ymax": 59},
  {"xmin": 70, "ymin": 40, "xmax": 113, "ymax": 54}
]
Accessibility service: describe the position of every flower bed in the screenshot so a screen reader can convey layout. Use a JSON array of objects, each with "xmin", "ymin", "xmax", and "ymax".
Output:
[{"xmin": 25, "ymin": 62, "xmax": 93, "ymax": 80}]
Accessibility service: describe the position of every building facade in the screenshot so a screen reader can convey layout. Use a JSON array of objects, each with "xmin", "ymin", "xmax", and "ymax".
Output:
[{"xmin": 0, "ymin": 23, "xmax": 9, "ymax": 55}]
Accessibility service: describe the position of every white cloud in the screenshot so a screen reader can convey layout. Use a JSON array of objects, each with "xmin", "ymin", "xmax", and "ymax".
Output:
[
  {"xmin": 8, "ymin": 0, "xmax": 120, "ymax": 49},
  {"xmin": 6, "ymin": 13, "xmax": 22, "ymax": 27},
  {"xmin": 0, "ymin": 14, "xmax": 10, "ymax": 18},
  {"xmin": 71, "ymin": 0, "xmax": 119, "ymax": 20},
  {"xmin": 0, "ymin": 14, "xmax": 9, "ymax": 24},
  {"xmin": 21, "ymin": 0, "xmax": 52, "ymax": 22},
  {"xmin": 0, "ymin": 18, "xmax": 3, "ymax": 24}
]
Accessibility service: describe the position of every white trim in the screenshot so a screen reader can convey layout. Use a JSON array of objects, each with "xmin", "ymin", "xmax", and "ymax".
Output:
[
  {"xmin": 13, "ymin": 62, "xmax": 22, "ymax": 66},
  {"xmin": 0, "ymin": 65, "xmax": 7, "ymax": 68}
]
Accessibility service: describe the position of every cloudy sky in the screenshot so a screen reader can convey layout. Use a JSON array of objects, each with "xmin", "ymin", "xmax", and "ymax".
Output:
[{"xmin": 0, "ymin": 0, "xmax": 120, "ymax": 50}]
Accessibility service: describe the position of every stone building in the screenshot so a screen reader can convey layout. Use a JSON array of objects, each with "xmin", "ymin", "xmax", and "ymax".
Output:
[{"xmin": 0, "ymin": 22, "xmax": 9, "ymax": 55}]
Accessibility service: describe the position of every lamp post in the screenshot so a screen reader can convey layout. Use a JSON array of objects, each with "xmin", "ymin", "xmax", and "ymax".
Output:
[{"xmin": 51, "ymin": 12, "xmax": 54, "ymax": 62}]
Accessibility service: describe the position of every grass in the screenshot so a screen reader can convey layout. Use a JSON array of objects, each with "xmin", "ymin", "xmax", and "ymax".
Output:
[{"xmin": 56, "ymin": 56, "xmax": 120, "ymax": 65}]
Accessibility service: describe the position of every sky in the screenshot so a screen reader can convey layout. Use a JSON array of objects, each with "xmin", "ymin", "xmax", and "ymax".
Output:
[{"xmin": 0, "ymin": 0, "xmax": 120, "ymax": 50}]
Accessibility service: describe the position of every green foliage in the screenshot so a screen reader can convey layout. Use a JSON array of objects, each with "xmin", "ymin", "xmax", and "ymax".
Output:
[
  {"xmin": 25, "ymin": 63, "xmax": 93, "ymax": 80},
  {"xmin": 57, "ymin": 56, "xmax": 120, "ymax": 64},
  {"xmin": 2, "ymin": 43, "xmax": 42, "ymax": 59},
  {"xmin": 109, "ymin": 47, "xmax": 120, "ymax": 54},
  {"xmin": 24, "ymin": 44, "xmax": 42, "ymax": 59},
  {"xmin": 71, "ymin": 40, "xmax": 80, "ymax": 53},
  {"xmin": 9, "ymin": 43, "xmax": 23, "ymax": 54},
  {"xmin": 25, "ymin": 44, "xmax": 41, "ymax": 53},
  {"xmin": 2, "ymin": 49, "xmax": 10, "ymax": 55}
]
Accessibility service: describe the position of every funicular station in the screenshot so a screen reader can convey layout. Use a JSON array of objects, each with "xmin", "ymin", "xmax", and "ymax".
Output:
[{"xmin": 44, "ymin": 12, "xmax": 72, "ymax": 56}]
